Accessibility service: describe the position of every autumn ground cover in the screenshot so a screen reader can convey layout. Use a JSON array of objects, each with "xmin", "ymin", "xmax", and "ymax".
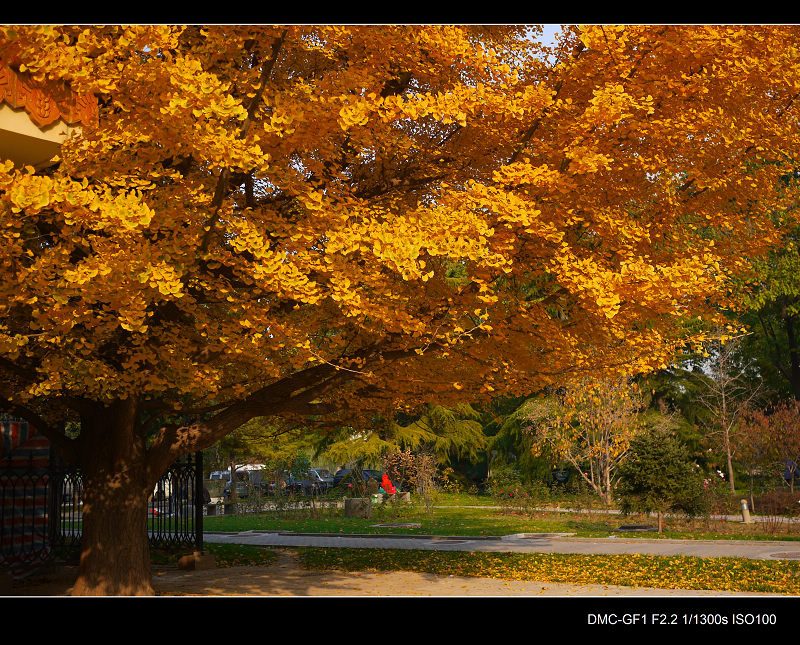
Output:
[
  {"xmin": 146, "ymin": 542, "xmax": 800, "ymax": 595},
  {"xmin": 296, "ymin": 548, "xmax": 800, "ymax": 595},
  {"xmin": 192, "ymin": 496, "xmax": 800, "ymax": 594},
  {"xmin": 151, "ymin": 543, "xmax": 280, "ymax": 568},
  {"xmin": 48, "ymin": 492, "xmax": 800, "ymax": 595}
]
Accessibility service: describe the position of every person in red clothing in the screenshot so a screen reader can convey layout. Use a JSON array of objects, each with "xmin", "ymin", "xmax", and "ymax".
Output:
[{"xmin": 381, "ymin": 473, "xmax": 396, "ymax": 494}]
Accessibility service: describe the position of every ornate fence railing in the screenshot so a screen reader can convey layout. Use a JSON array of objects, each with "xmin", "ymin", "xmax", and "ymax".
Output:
[
  {"xmin": 144, "ymin": 452, "xmax": 204, "ymax": 550},
  {"xmin": 1, "ymin": 449, "xmax": 204, "ymax": 574}
]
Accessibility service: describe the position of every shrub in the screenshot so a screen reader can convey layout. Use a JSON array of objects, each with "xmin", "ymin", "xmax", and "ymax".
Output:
[
  {"xmin": 617, "ymin": 428, "xmax": 706, "ymax": 531},
  {"xmin": 753, "ymin": 489, "xmax": 800, "ymax": 516},
  {"xmin": 486, "ymin": 464, "xmax": 523, "ymax": 501}
]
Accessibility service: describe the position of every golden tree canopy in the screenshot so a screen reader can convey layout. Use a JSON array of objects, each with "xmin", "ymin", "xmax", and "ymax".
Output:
[{"xmin": 1, "ymin": 24, "xmax": 800, "ymax": 455}]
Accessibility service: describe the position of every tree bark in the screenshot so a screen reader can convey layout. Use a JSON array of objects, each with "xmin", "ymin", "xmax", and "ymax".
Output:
[
  {"xmin": 71, "ymin": 475, "xmax": 153, "ymax": 595},
  {"xmin": 603, "ymin": 465, "xmax": 612, "ymax": 506},
  {"xmin": 725, "ymin": 433, "xmax": 736, "ymax": 494},
  {"xmin": 63, "ymin": 368, "xmax": 337, "ymax": 594},
  {"xmin": 70, "ymin": 398, "xmax": 155, "ymax": 596}
]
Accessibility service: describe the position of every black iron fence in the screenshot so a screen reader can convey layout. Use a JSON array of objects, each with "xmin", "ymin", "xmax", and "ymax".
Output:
[
  {"xmin": 145, "ymin": 452, "xmax": 204, "ymax": 550},
  {"xmin": 1, "ymin": 450, "xmax": 205, "ymax": 574}
]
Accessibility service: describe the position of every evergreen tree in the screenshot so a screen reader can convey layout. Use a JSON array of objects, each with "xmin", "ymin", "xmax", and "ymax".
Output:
[{"xmin": 617, "ymin": 428, "xmax": 705, "ymax": 532}]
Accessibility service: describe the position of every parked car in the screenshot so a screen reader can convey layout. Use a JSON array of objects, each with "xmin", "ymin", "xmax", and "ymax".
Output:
[
  {"xmin": 310, "ymin": 467, "xmax": 333, "ymax": 485},
  {"xmin": 223, "ymin": 479, "xmax": 250, "ymax": 500},
  {"xmin": 304, "ymin": 468, "xmax": 334, "ymax": 493},
  {"xmin": 260, "ymin": 471, "xmax": 300, "ymax": 496},
  {"xmin": 283, "ymin": 468, "xmax": 334, "ymax": 495},
  {"xmin": 332, "ymin": 468, "xmax": 383, "ymax": 490},
  {"xmin": 222, "ymin": 470, "xmax": 259, "ymax": 499},
  {"xmin": 311, "ymin": 468, "xmax": 333, "ymax": 484}
]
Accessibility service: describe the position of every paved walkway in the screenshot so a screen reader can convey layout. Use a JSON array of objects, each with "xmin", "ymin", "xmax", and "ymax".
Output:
[{"xmin": 204, "ymin": 529, "xmax": 800, "ymax": 561}]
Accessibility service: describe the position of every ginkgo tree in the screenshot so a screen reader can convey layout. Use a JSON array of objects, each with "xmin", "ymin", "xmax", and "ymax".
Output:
[
  {"xmin": 525, "ymin": 377, "xmax": 646, "ymax": 503},
  {"xmin": 2, "ymin": 24, "xmax": 800, "ymax": 595}
]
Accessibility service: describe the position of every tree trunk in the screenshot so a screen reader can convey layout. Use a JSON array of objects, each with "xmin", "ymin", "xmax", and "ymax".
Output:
[
  {"xmin": 229, "ymin": 452, "xmax": 238, "ymax": 503},
  {"xmin": 726, "ymin": 447, "xmax": 736, "ymax": 494},
  {"xmin": 70, "ymin": 399, "xmax": 155, "ymax": 596},
  {"xmin": 71, "ymin": 473, "xmax": 153, "ymax": 595}
]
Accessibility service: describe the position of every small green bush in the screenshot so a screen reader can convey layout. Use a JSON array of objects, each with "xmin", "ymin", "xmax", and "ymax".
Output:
[{"xmin": 617, "ymin": 428, "xmax": 706, "ymax": 529}]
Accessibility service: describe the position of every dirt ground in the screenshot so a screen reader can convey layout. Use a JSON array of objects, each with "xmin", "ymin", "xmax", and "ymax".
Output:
[{"xmin": 3, "ymin": 549, "xmax": 779, "ymax": 597}]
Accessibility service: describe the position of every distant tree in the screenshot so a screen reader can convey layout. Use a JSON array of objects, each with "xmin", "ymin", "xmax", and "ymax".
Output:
[
  {"xmin": 696, "ymin": 334, "xmax": 763, "ymax": 493},
  {"xmin": 210, "ymin": 417, "xmax": 311, "ymax": 466},
  {"xmin": 482, "ymin": 394, "xmax": 550, "ymax": 480},
  {"xmin": 525, "ymin": 377, "xmax": 644, "ymax": 504},
  {"xmin": 738, "ymin": 400, "xmax": 800, "ymax": 494},
  {"xmin": 391, "ymin": 403, "xmax": 489, "ymax": 466},
  {"xmin": 617, "ymin": 428, "xmax": 705, "ymax": 532},
  {"xmin": 638, "ymin": 355, "xmax": 716, "ymax": 446},
  {"xmin": 316, "ymin": 402, "xmax": 488, "ymax": 473}
]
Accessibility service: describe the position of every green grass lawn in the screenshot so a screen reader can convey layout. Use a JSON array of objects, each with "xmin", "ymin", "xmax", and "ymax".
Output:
[{"xmin": 202, "ymin": 491, "xmax": 800, "ymax": 542}]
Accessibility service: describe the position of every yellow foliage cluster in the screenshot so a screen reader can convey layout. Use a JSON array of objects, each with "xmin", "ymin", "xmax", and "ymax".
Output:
[{"xmin": 0, "ymin": 24, "xmax": 799, "ymax": 433}]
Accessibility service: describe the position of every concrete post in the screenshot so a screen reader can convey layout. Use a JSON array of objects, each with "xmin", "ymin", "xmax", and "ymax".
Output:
[{"xmin": 740, "ymin": 499, "xmax": 753, "ymax": 524}]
